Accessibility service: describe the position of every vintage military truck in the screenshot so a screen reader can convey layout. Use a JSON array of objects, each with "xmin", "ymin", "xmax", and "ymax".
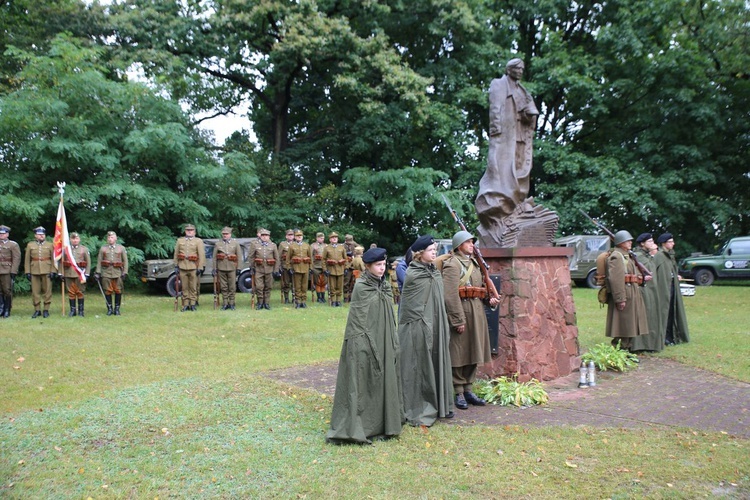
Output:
[
  {"xmin": 679, "ymin": 236, "xmax": 750, "ymax": 286},
  {"xmin": 141, "ymin": 237, "xmax": 258, "ymax": 296},
  {"xmin": 553, "ymin": 235, "xmax": 611, "ymax": 288}
]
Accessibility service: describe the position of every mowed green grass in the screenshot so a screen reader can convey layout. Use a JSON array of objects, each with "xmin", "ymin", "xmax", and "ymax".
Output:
[{"xmin": 1, "ymin": 285, "xmax": 748, "ymax": 498}]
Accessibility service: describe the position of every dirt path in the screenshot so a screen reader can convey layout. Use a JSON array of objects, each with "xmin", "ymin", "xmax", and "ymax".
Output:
[{"xmin": 266, "ymin": 357, "xmax": 749, "ymax": 437}]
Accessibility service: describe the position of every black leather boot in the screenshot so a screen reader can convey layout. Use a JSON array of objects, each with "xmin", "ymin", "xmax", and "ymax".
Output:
[
  {"xmin": 106, "ymin": 295, "xmax": 113, "ymax": 316},
  {"xmin": 114, "ymin": 294, "xmax": 121, "ymax": 315},
  {"xmin": 78, "ymin": 298, "xmax": 84, "ymax": 317},
  {"xmin": 69, "ymin": 299, "xmax": 77, "ymax": 317}
]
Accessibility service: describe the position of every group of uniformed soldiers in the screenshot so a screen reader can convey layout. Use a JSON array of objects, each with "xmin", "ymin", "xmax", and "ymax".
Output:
[
  {"xmin": 177, "ymin": 225, "xmax": 365, "ymax": 312},
  {"xmin": 0, "ymin": 225, "xmax": 128, "ymax": 318}
]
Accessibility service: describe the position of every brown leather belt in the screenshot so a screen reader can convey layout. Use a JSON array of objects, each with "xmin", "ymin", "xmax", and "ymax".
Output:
[
  {"xmin": 458, "ymin": 286, "xmax": 487, "ymax": 299},
  {"xmin": 216, "ymin": 254, "xmax": 238, "ymax": 261},
  {"xmin": 32, "ymin": 257, "xmax": 50, "ymax": 261},
  {"xmin": 624, "ymin": 274, "xmax": 643, "ymax": 285},
  {"xmin": 63, "ymin": 262, "xmax": 87, "ymax": 268}
]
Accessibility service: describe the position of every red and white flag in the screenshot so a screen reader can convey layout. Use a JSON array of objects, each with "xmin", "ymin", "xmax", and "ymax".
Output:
[{"xmin": 53, "ymin": 198, "xmax": 86, "ymax": 283}]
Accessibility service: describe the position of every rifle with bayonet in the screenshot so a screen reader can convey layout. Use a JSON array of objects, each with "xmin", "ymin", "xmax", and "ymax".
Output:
[
  {"xmin": 441, "ymin": 195, "xmax": 501, "ymax": 301},
  {"xmin": 579, "ymin": 210, "xmax": 652, "ymax": 279}
]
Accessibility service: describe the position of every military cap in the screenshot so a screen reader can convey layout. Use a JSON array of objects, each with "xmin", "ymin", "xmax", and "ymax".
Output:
[
  {"xmin": 286, "ymin": 229, "xmax": 294, "ymax": 236},
  {"xmin": 410, "ymin": 234, "xmax": 435, "ymax": 253},
  {"xmin": 328, "ymin": 231, "xmax": 339, "ymax": 239},
  {"xmin": 345, "ymin": 234, "xmax": 354, "ymax": 241},
  {"xmin": 184, "ymin": 224, "xmax": 196, "ymax": 231},
  {"xmin": 656, "ymin": 233, "xmax": 674, "ymax": 244},
  {"xmin": 260, "ymin": 228, "xmax": 271, "ymax": 236},
  {"xmin": 221, "ymin": 226, "xmax": 233, "ymax": 234},
  {"xmin": 363, "ymin": 247, "xmax": 387, "ymax": 264},
  {"xmin": 107, "ymin": 230, "xmax": 117, "ymax": 237},
  {"xmin": 0, "ymin": 225, "xmax": 9, "ymax": 234},
  {"xmin": 635, "ymin": 232, "xmax": 653, "ymax": 244},
  {"xmin": 69, "ymin": 232, "xmax": 80, "ymax": 238},
  {"xmin": 294, "ymin": 230, "xmax": 304, "ymax": 237},
  {"xmin": 316, "ymin": 232, "xmax": 325, "ymax": 238},
  {"xmin": 34, "ymin": 226, "xmax": 46, "ymax": 235}
]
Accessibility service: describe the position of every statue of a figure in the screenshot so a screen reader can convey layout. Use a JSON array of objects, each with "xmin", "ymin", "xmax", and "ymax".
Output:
[
  {"xmin": 475, "ymin": 58, "xmax": 556, "ymax": 248},
  {"xmin": 476, "ymin": 58, "xmax": 538, "ymax": 224}
]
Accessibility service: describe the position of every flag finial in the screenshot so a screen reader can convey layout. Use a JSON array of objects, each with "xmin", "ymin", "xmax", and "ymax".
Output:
[{"xmin": 56, "ymin": 181, "xmax": 66, "ymax": 196}]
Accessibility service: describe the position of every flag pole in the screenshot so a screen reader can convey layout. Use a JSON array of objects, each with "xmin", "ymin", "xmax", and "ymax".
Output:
[{"xmin": 57, "ymin": 182, "xmax": 66, "ymax": 316}]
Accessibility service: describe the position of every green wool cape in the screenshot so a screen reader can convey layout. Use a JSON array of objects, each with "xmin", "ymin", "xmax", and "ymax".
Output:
[
  {"xmin": 630, "ymin": 248, "xmax": 665, "ymax": 352},
  {"xmin": 398, "ymin": 260, "xmax": 454, "ymax": 427},
  {"xmin": 326, "ymin": 271, "xmax": 403, "ymax": 444},
  {"xmin": 654, "ymin": 249, "xmax": 690, "ymax": 344}
]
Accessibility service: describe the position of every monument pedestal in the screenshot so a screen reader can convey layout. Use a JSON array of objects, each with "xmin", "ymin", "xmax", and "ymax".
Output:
[{"xmin": 481, "ymin": 247, "xmax": 580, "ymax": 382}]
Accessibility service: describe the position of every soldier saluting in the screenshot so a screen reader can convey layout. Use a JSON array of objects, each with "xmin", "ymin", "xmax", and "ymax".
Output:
[
  {"xmin": 213, "ymin": 226, "xmax": 242, "ymax": 310},
  {"xmin": 174, "ymin": 224, "xmax": 205, "ymax": 312},
  {"xmin": 25, "ymin": 226, "xmax": 57, "ymax": 318},
  {"xmin": 0, "ymin": 225, "xmax": 21, "ymax": 318},
  {"xmin": 62, "ymin": 232, "xmax": 91, "ymax": 317},
  {"xmin": 95, "ymin": 231, "xmax": 128, "ymax": 316}
]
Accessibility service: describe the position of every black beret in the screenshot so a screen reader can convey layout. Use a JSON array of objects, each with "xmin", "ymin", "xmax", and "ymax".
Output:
[
  {"xmin": 362, "ymin": 247, "xmax": 387, "ymax": 264},
  {"xmin": 635, "ymin": 232, "xmax": 653, "ymax": 244},
  {"xmin": 656, "ymin": 233, "xmax": 673, "ymax": 244},
  {"xmin": 410, "ymin": 234, "xmax": 435, "ymax": 253}
]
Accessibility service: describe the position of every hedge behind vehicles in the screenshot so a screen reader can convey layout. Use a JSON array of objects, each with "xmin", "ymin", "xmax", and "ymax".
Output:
[
  {"xmin": 679, "ymin": 236, "xmax": 750, "ymax": 286},
  {"xmin": 141, "ymin": 238, "xmax": 258, "ymax": 296},
  {"xmin": 553, "ymin": 235, "xmax": 611, "ymax": 288}
]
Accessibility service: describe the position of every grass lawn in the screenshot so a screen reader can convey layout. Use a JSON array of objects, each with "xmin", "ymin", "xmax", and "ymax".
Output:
[{"xmin": 1, "ymin": 284, "xmax": 748, "ymax": 498}]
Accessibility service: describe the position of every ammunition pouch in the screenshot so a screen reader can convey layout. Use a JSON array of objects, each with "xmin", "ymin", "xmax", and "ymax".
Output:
[{"xmin": 458, "ymin": 286, "xmax": 487, "ymax": 300}]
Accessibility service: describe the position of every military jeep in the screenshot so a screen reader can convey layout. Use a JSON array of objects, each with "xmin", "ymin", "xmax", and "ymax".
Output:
[
  {"xmin": 141, "ymin": 237, "xmax": 258, "ymax": 296},
  {"xmin": 554, "ymin": 235, "xmax": 611, "ymax": 288}
]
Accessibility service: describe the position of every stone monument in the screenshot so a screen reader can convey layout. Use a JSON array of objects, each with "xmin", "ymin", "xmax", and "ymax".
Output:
[{"xmin": 475, "ymin": 58, "xmax": 579, "ymax": 381}]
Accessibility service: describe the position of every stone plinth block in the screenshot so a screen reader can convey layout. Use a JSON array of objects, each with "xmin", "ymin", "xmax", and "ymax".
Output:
[{"xmin": 480, "ymin": 247, "xmax": 579, "ymax": 382}]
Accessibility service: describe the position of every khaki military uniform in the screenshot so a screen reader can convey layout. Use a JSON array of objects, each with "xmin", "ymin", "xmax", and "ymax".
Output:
[
  {"xmin": 248, "ymin": 240, "xmax": 280, "ymax": 308},
  {"xmin": 343, "ymin": 237, "xmax": 360, "ymax": 302},
  {"xmin": 63, "ymin": 244, "xmax": 91, "ymax": 316},
  {"xmin": 322, "ymin": 243, "xmax": 347, "ymax": 305},
  {"xmin": 311, "ymin": 239, "xmax": 327, "ymax": 302},
  {"xmin": 286, "ymin": 240, "xmax": 312, "ymax": 306},
  {"xmin": 214, "ymin": 238, "xmax": 242, "ymax": 309},
  {"xmin": 0, "ymin": 236, "xmax": 21, "ymax": 317},
  {"xmin": 96, "ymin": 243, "xmax": 128, "ymax": 315},
  {"xmin": 174, "ymin": 236, "xmax": 206, "ymax": 309},
  {"xmin": 278, "ymin": 238, "xmax": 293, "ymax": 303},
  {"xmin": 24, "ymin": 239, "xmax": 56, "ymax": 313}
]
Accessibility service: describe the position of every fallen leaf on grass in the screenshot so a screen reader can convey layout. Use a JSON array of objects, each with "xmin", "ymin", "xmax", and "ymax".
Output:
[
  {"xmin": 16, "ymin": 357, "xmax": 24, "ymax": 362},
  {"xmin": 564, "ymin": 461, "xmax": 578, "ymax": 468},
  {"xmin": 530, "ymin": 471, "xmax": 538, "ymax": 477},
  {"xmin": 13, "ymin": 366, "xmax": 20, "ymax": 370}
]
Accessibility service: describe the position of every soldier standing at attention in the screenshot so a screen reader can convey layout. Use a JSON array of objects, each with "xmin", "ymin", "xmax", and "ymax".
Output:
[
  {"xmin": 441, "ymin": 231, "xmax": 497, "ymax": 410},
  {"xmin": 343, "ymin": 234, "xmax": 359, "ymax": 302},
  {"xmin": 174, "ymin": 224, "xmax": 205, "ymax": 312},
  {"xmin": 286, "ymin": 230, "xmax": 312, "ymax": 308},
  {"xmin": 278, "ymin": 229, "xmax": 294, "ymax": 304},
  {"xmin": 62, "ymin": 232, "xmax": 91, "ymax": 317},
  {"xmin": 95, "ymin": 231, "xmax": 128, "ymax": 316},
  {"xmin": 24, "ymin": 227, "xmax": 57, "ymax": 318},
  {"xmin": 322, "ymin": 231, "xmax": 347, "ymax": 306},
  {"xmin": 311, "ymin": 232, "xmax": 327, "ymax": 303},
  {"xmin": 213, "ymin": 226, "xmax": 242, "ymax": 310},
  {"xmin": 0, "ymin": 225, "xmax": 21, "ymax": 318},
  {"xmin": 605, "ymin": 230, "xmax": 649, "ymax": 350},
  {"xmin": 248, "ymin": 228, "xmax": 280, "ymax": 310}
]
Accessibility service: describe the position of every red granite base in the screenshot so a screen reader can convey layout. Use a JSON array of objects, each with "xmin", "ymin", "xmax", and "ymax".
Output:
[{"xmin": 479, "ymin": 247, "xmax": 580, "ymax": 382}]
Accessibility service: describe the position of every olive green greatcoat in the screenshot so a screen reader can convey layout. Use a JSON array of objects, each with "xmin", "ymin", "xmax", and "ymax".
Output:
[
  {"xmin": 327, "ymin": 271, "xmax": 403, "ymax": 444},
  {"xmin": 605, "ymin": 247, "xmax": 649, "ymax": 347},
  {"xmin": 441, "ymin": 253, "xmax": 492, "ymax": 368},
  {"xmin": 655, "ymin": 249, "xmax": 690, "ymax": 344},
  {"xmin": 630, "ymin": 248, "xmax": 665, "ymax": 352},
  {"xmin": 398, "ymin": 260, "xmax": 454, "ymax": 427}
]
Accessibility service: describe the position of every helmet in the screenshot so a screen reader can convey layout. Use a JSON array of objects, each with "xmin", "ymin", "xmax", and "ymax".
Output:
[
  {"xmin": 452, "ymin": 230, "xmax": 475, "ymax": 251},
  {"xmin": 613, "ymin": 230, "xmax": 634, "ymax": 246}
]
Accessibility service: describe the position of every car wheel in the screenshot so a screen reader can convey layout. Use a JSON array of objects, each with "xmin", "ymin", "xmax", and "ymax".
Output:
[
  {"xmin": 166, "ymin": 273, "xmax": 179, "ymax": 297},
  {"xmin": 237, "ymin": 270, "xmax": 253, "ymax": 293},
  {"xmin": 585, "ymin": 270, "xmax": 600, "ymax": 289},
  {"xmin": 693, "ymin": 268, "xmax": 715, "ymax": 286}
]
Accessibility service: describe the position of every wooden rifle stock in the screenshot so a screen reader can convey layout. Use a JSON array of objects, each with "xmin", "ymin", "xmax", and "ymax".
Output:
[{"xmin": 441, "ymin": 195, "xmax": 501, "ymax": 301}]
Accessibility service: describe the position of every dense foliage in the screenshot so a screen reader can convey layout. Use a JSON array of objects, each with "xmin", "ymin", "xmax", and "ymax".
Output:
[{"xmin": 1, "ymin": 0, "xmax": 747, "ymax": 258}]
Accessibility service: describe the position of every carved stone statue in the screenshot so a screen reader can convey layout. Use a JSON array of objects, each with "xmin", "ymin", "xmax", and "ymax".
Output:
[{"xmin": 475, "ymin": 58, "xmax": 558, "ymax": 247}]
